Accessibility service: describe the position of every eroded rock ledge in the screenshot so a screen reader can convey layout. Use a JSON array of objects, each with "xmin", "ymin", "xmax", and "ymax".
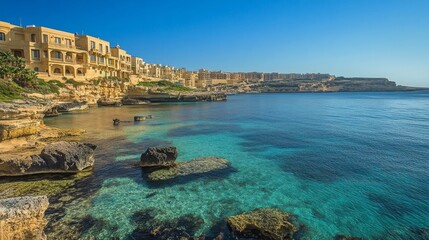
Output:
[
  {"xmin": 0, "ymin": 196, "xmax": 49, "ymax": 240},
  {"xmin": 0, "ymin": 141, "xmax": 96, "ymax": 176}
]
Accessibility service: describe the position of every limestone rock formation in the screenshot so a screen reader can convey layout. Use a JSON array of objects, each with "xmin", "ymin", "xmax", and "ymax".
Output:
[
  {"xmin": 140, "ymin": 146, "xmax": 178, "ymax": 167},
  {"xmin": 148, "ymin": 157, "xmax": 230, "ymax": 181},
  {"xmin": 0, "ymin": 141, "xmax": 96, "ymax": 176},
  {"xmin": 226, "ymin": 208, "xmax": 297, "ymax": 240},
  {"xmin": 0, "ymin": 196, "xmax": 49, "ymax": 240},
  {"xmin": 0, "ymin": 119, "xmax": 42, "ymax": 141},
  {"xmin": 57, "ymin": 101, "xmax": 89, "ymax": 112},
  {"xmin": 0, "ymin": 99, "xmax": 54, "ymax": 141}
]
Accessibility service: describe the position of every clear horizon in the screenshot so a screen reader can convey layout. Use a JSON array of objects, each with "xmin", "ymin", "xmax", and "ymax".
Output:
[{"xmin": 2, "ymin": 0, "xmax": 428, "ymax": 86}]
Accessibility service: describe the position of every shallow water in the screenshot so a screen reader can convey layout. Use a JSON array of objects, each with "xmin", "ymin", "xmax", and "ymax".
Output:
[{"xmin": 42, "ymin": 91, "xmax": 429, "ymax": 239}]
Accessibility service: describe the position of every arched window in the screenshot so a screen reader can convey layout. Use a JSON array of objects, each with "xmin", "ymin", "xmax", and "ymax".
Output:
[
  {"xmin": 54, "ymin": 68, "xmax": 61, "ymax": 74},
  {"xmin": 0, "ymin": 32, "xmax": 6, "ymax": 41},
  {"xmin": 65, "ymin": 69, "xmax": 71, "ymax": 74},
  {"xmin": 34, "ymin": 67, "xmax": 39, "ymax": 72},
  {"xmin": 77, "ymin": 69, "xmax": 83, "ymax": 74}
]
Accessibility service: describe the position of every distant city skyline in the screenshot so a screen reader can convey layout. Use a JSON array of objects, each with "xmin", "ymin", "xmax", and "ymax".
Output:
[{"xmin": 1, "ymin": 0, "xmax": 428, "ymax": 86}]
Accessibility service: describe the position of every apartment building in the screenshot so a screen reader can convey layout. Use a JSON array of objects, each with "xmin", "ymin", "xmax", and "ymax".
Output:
[
  {"xmin": 0, "ymin": 21, "xmax": 135, "ymax": 81},
  {"xmin": 75, "ymin": 35, "xmax": 119, "ymax": 78},
  {"xmin": 110, "ymin": 45, "xmax": 132, "ymax": 79},
  {"xmin": 131, "ymin": 56, "xmax": 144, "ymax": 75},
  {"xmin": 0, "ymin": 21, "xmax": 90, "ymax": 80}
]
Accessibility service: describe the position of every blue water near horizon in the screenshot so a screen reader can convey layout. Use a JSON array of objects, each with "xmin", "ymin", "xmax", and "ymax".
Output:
[{"xmin": 44, "ymin": 91, "xmax": 429, "ymax": 239}]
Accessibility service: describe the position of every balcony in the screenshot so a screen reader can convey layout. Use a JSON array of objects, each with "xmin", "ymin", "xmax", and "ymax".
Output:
[
  {"xmin": 51, "ymin": 57, "xmax": 63, "ymax": 62},
  {"xmin": 43, "ymin": 42, "xmax": 76, "ymax": 50},
  {"xmin": 90, "ymin": 48, "xmax": 100, "ymax": 53}
]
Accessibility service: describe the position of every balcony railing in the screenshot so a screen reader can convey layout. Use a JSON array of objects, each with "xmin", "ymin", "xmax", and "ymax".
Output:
[
  {"xmin": 46, "ymin": 43, "xmax": 76, "ymax": 49},
  {"xmin": 51, "ymin": 57, "xmax": 63, "ymax": 61}
]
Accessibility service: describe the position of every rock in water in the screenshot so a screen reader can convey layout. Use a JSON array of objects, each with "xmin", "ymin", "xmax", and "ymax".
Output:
[
  {"xmin": 140, "ymin": 146, "xmax": 178, "ymax": 167},
  {"xmin": 0, "ymin": 141, "xmax": 97, "ymax": 176},
  {"xmin": 148, "ymin": 157, "xmax": 230, "ymax": 181},
  {"xmin": 0, "ymin": 196, "xmax": 49, "ymax": 240},
  {"xmin": 226, "ymin": 208, "xmax": 297, "ymax": 240},
  {"xmin": 38, "ymin": 141, "xmax": 97, "ymax": 171}
]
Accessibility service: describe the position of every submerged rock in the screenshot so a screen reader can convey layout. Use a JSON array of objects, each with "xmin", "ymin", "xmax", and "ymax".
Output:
[
  {"xmin": 141, "ymin": 146, "xmax": 178, "ymax": 167},
  {"xmin": 0, "ymin": 196, "xmax": 49, "ymax": 240},
  {"xmin": 0, "ymin": 141, "xmax": 97, "ymax": 176},
  {"xmin": 148, "ymin": 157, "xmax": 230, "ymax": 181},
  {"xmin": 334, "ymin": 235, "xmax": 364, "ymax": 240},
  {"xmin": 227, "ymin": 208, "xmax": 297, "ymax": 240},
  {"xmin": 129, "ymin": 209, "xmax": 205, "ymax": 240}
]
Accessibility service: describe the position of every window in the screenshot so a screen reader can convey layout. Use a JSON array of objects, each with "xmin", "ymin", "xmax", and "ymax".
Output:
[
  {"xmin": 53, "ymin": 51, "xmax": 62, "ymax": 59},
  {"xmin": 43, "ymin": 51, "xmax": 48, "ymax": 58},
  {"xmin": 99, "ymin": 56, "xmax": 105, "ymax": 64},
  {"xmin": 0, "ymin": 32, "xmax": 5, "ymax": 41},
  {"xmin": 30, "ymin": 34, "xmax": 36, "ymax": 42},
  {"xmin": 43, "ymin": 34, "xmax": 48, "ymax": 43},
  {"xmin": 105, "ymin": 46, "xmax": 109, "ymax": 53},
  {"xmin": 54, "ymin": 68, "xmax": 61, "ymax": 74},
  {"xmin": 31, "ymin": 49, "xmax": 40, "ymax": 60},
  {"xmin": 54, "ymin": 37, "xmax": 61, "ymax": 44},
  {"xmin": 90, "ymin": 54, "xmax": 96, "ymax": 62},
  {"xmin": 90, "ymin": 41, "xmax": 95, "ymax": 49},
  {"xmin": 65, "ymin": 39, "xmax": 71, "ymax": 47},
  {"xmin": 34, "ymin": 67, "xmax": 39, "ymax": 72},
  {"xmin": 99, "ymin": 43, "xmax": 103, "ymax": 52}
]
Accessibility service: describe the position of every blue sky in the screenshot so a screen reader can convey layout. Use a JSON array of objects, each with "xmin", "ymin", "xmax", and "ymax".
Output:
[{"xmin": 2, "ymin": 0, "xmax": 428, "ymax": 86}]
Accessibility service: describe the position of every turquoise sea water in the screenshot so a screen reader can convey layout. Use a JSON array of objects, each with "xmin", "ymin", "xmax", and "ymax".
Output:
[{"xmin": 43, "ymin": 91, "xmax": 429, "ymax": 239}]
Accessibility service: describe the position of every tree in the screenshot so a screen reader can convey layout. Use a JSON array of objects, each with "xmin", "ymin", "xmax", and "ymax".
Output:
[{"xmin": 0, "ymin": 51, "xmax": 38, "ymax": 86}]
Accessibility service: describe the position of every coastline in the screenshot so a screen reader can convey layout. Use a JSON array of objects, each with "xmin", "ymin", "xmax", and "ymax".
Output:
[{"xmin": 1, "ymin": 90, "xmax": 429, "ymax": 239}]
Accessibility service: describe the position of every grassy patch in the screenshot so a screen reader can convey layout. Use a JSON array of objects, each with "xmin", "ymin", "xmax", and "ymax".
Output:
[
  {"xmin": 165, "ymin": 85, "xmax": 192, "ymax": 92},
  {"xmin": 0, "ymin": 79, "xmax": 24, "ymax": 102},
  {"xmin": 138, "ymin": 80, "xmax": 192, "ymax": 91},
  {"xmin": 65, "ymin": 78, "xmax": 85, "ymax": 87},
  {"xmin": 48, "ymin": 80, "xmax": 66, "ymax": 88},
  {"xmin": 31, "ymin": 78, "xmax": 61, "ymax": 94}
]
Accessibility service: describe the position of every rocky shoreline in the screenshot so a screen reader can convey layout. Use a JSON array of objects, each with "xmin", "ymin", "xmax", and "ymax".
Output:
[{"xmin": 2, "ymin": 87, "xmax": 427, "ymax": 239}]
